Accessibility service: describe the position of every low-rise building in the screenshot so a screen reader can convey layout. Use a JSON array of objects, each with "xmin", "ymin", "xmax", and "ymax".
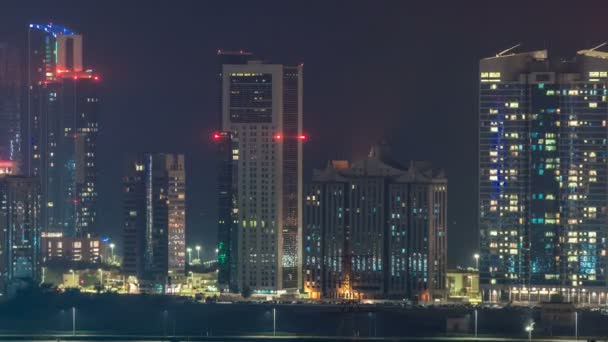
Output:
[
  {"xmin": 447, "ymin": 268, "xmax": 480, "ymax": 303},
  {"xmin": 41, "ymin": 232, "xmax": 102, "ymax": 263}
]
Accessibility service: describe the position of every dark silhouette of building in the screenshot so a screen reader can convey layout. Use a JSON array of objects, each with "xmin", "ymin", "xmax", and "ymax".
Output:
[
  {"xmin": 0, "ymin": 175, "xmax": 41, "ymax": 295},
  {"xmin": 122, "ymin": 154, "xmax": 185, "ymax": 287},
  {"xmin": 304, "ymin": 142, "xmax": 447, "ymax": 300},
  {"xmin": 0, "ymin": 43, "xmax": 22, "ymax": 174},
  {"xmin": 25, "ymin": 24, "xmax": 100, "ymax": 237},
  {"xmin": 215, "ymin": 50, "xmax": 253, "ymax": 291}
]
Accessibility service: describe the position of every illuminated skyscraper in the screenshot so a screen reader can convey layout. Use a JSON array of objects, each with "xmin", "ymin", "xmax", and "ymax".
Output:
[
  {"xmin": 0, "ymin": 175, "xmax": 41, "ymax": 295},
  {"xmin": 215, "ymin": 51, "xmax": 304, "ymax": 293},
  {"xmin": 122, "ymin": 153, "xmax": 186, "ymax": 285},
  {"xmin": 166, "ymin": 154, "xmax": 186, "ymax": 274},
  {"xmin": 0, "ymin": 43, "xmax": 22, "ymax": 174},
  {"xmin": 479, "ymin": 48, "xmax": 608, "ymax": 301},
  {"xmin": 215, "ymin": 51, "xmax": 253, "ymax": 291},
  {"xmin": 25, "ymin": 24, "xmax": 100, "ymax": 237},
  {"xmin": 303, "ymin": 144, "xmax": 448, "ymax": 300}
]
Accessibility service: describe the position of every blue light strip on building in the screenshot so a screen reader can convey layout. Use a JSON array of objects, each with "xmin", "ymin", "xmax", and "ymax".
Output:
[{"xmin": 28, "ymin": 23, "xmax": 77, "ymax": 37}]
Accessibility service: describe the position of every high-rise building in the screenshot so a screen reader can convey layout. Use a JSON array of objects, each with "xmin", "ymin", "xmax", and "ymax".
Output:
[
  {"xmin": 0, "ymin": 175, "xmax": 41, "ymax": 295},
  {"xmin": 214, "ymin": 51, "xmax": 304, "ymax": 293},
  {"xmin": 0, "ymin": 43, "xmax": 22, "ymax": 174},
  {"xmin": 25, "ymin": 24, "xmax": 100, "ymax": 237},
  {"xmin": 215, "ymin": 50, "xmax": 253, "ymax": 291},
  {"xmin": 479, "ymin": 48, "xmax": 608, "ymax": 302},
  {"xmin": 303, "ymin": 144, "xmax": 448, "ymax": 300},
  {"xmin": 122, "ymin": 154, "xmax": 186, "ymax": 284},
  {"xmin": 166, "ymin": 155, "xmax": 186, "ymax": 274}
]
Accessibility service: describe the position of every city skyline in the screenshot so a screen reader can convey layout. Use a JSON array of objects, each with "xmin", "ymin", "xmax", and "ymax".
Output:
[
  {"xmin": 2, "ymin": 1, "xmax": 608, "ymax": 267},
  {"xmin": 4, "ymin": 1, "xmax": 608, "ymax": 340}
]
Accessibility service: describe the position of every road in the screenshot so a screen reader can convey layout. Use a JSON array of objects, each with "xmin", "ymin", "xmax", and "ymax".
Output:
[{"xmin": 0, "ymin": 335, "xmax": 583, "ymax": 342}]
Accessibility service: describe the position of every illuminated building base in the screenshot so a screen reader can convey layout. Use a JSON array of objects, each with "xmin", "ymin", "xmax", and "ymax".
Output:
[{"xmin": 481, "ymin": 285, "xmax": 608, "ymax": 306}]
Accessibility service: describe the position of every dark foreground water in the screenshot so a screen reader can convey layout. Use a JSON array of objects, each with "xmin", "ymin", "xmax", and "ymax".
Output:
[{"xmin": 0, "ymin": 292, "xmax": 597, "ymax": 340}]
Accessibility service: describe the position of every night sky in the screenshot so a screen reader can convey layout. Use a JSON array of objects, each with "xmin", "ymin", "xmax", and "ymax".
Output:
[{"xmin": 2, "ymin": 1, "xmax": 607, "ymax": 266}]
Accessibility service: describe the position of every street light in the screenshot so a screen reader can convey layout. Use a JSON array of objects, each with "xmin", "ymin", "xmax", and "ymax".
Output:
[
  {"xmin": 474, "ymin": 309, "xmax": 478, "ymax": 337},
  {"xmin": 109, "ymin": 243, "xmax": 115, "ymax": 264},
  {"xmin": 196, "ymin": 245, "xmax": 201, "ymax": 262},
  {"xmin": 187, "ymin": 247, "xmax": 192, "ymax": 265},
  {"xmin": 525, "ymin": 321, "xmax": 535, "ymax": 341},
  {"xmin": 575, "ymin": 311, "xmax": 578, "ymax": 340},
  {"xmin": 72, "ymin": 307, "xmax": 76, "ymax": 336},
  {"xmin": 474, "ymin": 253, "xmax": 480, "ymax": 271},
  {"xmin": 273, "ymin": 307, "xmax": 276, "ymax": 336},
  {"xmin": 367, "ymin": 312, "xmax": 377, "ymax": 337},
  {"xmin": 162, "ymin": 310, "xmax": 168, "ymax": 337}
]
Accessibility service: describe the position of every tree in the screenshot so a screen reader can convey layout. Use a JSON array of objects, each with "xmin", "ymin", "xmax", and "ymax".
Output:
[{"xmin": 241, "ymin": 285, "xmax": 252, "ymax": 299}]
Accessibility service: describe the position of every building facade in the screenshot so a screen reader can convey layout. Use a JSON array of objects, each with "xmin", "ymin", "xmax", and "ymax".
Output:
[
  {"xmin": 0, "ymin": 176, "xmax": 41, "ymax": 295},
  {"xmin": 41, "ymin": 232, "xmax": 102, "ymax": 264},
  {"xmin": 122, "ymin": 154, "xmax": 186, "ymax": 284},
  {"xmin": 215, "ymin": 52, "xmax": 304, "ymax": 293},
  {"xmin": 215, "ymin": 50, "xmax": 254, "ymax": 291},
  {"xmin": 0, "ymin": 43, "xmax": 22, "ymax": 174},
  {"xmin": 166, "ymin": 154, "xmax": 186, "ymax": 274},
  {"xmin": 479, "ymin": 48, "xmax": 608, "ymax": 301},
  {"xmin": 303, "ymin": 144, "xmax": 448, "ymax": 300},
  {"xmin": 446, "ymin": 268, "xmax": 480, "ymax": 303},
  {"xmin": 26, "ymin": 24, "xmax": 100, "ymax": 237}
]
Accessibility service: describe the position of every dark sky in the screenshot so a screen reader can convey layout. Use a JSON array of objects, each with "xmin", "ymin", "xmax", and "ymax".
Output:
[{"xmin": 2, "ymin": 1, "xmax": 607, "ymax": 266}]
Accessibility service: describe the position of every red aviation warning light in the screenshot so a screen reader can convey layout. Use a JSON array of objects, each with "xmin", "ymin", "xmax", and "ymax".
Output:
[
  {"xmin": 298, "ymin": 134, "xmax": 308, "ymax": 141},
  {"xmin": 93, "ymin": 75, "xmax": 100, "ymax": 81},
  {"xmin": 274, "ymin": 133, "xmax": 283, "ymax": 141},
  {"xmin": 212, "ymin": 131, "xmax": 224, "ymax": 141}
]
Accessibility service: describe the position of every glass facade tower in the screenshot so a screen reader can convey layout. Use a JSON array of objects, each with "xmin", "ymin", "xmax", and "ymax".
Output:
[
  {"xmin": 122, "ymin": 153, "xmax": 186, "ymax": 285},
  {"xmin": 26, "ymin": 24, "xmax": 100, "ymax": 237},
  {"xmin": 479, "ymin": 49, "xmax": 608, "ymax": 301},
  {"xmin": 0, "ymin": 175, "xmax": 41, "ymax": 296},
  {"xmin": 0, "ymin": 44, "xmax": 22, "ymax": 174}
]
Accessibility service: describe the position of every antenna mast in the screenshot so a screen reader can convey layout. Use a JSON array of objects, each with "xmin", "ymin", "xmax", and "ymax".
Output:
[{"xmin": 496, "ymin": 43, "xmax": 522, "ymax": 57}]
